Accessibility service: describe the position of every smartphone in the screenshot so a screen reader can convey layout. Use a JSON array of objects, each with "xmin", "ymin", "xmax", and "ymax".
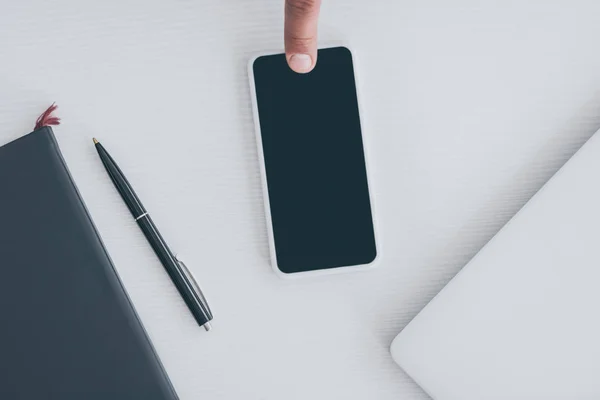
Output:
[{"xmin": 249, "ymin": 46, "xmax": 378, "ymax": 277}]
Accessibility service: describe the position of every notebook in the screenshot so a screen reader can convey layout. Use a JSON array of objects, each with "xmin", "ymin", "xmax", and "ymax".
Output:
[
  {"xmin": 391, "ymin": 130, "xmax": 600, "ymax": 399},
  {"xmin": 0, "ymin": 127, "xmax": 178, "ymax": 399}
]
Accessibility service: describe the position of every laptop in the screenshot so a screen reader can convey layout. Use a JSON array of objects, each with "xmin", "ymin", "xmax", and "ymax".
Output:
[{"xmin": 391, "ymin": 130, "xmax": 600, "ymax": 400}]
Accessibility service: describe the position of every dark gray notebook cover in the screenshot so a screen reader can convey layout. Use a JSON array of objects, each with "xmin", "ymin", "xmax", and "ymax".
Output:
[{"xmin": 0, "ymin": 128, "xmax": 178, "ymax": 399}]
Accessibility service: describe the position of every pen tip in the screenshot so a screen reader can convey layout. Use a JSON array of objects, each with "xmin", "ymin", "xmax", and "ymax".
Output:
[{"xmin": 93, "ymin": 138, "xmax": 99, "ymax": 144}]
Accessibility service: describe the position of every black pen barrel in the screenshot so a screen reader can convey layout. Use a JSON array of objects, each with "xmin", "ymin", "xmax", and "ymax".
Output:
[
  {"xmin": 136, "ymin": 215, "xmax": 212, "ymax": 326},
  {"xmin": 95, "ymin": 142, "xmax": 146, "ymax": 218}
]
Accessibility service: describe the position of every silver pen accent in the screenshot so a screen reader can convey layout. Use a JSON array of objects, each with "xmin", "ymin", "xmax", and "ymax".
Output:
[
  {"xmin": 177, "ymin": 259, "xmax": 212, "ymax": 331},
  {"xmin": 135, "ymin": 212, "xmax": 149, "ymax": 221}
]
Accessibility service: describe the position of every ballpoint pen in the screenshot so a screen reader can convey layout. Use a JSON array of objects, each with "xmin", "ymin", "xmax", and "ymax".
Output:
[{"xmin": 93, "ymin": 138, "xmax": 213, "ymax": 331}]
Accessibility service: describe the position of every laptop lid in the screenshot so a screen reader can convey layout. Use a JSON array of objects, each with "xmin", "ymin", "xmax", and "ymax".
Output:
[{"xmin": 391, "ymin": 130, "xmax": 600, "ymax": 400}]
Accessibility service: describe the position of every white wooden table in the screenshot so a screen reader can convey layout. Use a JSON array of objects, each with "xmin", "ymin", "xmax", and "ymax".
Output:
[{"xmin": 2, "ymin": 1, "xmax": 600, "ymax": 398}]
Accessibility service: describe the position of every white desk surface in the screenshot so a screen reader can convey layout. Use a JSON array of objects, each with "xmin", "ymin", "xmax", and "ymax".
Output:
[{"xmin": 2, "ymin": 1, "xmax": 600, "ymax": 399}]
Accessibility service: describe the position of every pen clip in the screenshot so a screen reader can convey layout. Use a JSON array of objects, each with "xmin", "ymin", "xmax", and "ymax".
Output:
[{"xmin": 176, "ymin": 257, "xmax": 211, "ymax": 316}]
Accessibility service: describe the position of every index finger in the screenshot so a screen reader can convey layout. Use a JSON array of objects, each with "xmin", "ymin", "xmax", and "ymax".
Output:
[{"xmin": 285, "ymin": 0, "xmax": 322, "ymax": 73}]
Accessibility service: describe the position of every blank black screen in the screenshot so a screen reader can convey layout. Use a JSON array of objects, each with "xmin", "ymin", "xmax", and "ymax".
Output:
[{"xmin": 253, "ymin": 47, "xmax": 376, "ymax": 274}]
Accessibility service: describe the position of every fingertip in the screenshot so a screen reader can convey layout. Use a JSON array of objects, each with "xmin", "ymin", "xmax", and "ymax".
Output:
[
  {"xmin": 287, "ymin": 53, "xmax": 315, "ymax": 73},
  {"xmin": 284, "ymin": 0, "xmax": 321, "ymax": 73}
]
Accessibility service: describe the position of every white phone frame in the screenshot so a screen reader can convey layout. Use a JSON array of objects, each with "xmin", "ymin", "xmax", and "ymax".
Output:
[{"xmin": 247, "ymin": 45, "xmax": 380, "ymax": 279}]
